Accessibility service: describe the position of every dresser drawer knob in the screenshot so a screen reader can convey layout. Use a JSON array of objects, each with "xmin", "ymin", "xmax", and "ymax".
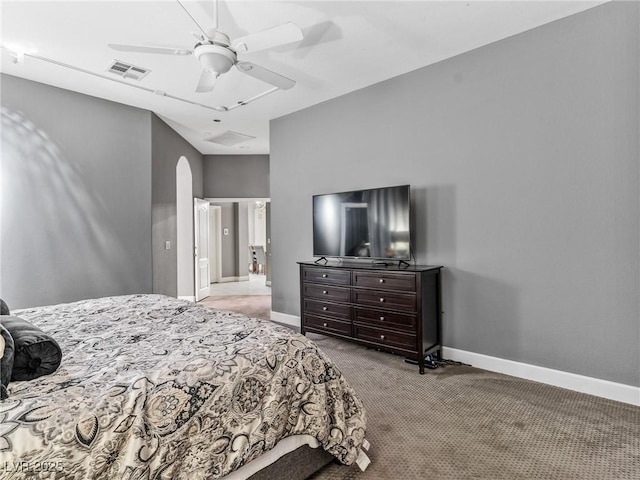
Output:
[
  {"xmin": 379, "ymin": 316, "xmax": 385, "ymax": 321},
  {"xmin": 322, "ymin": 274, "xmax": 328, "ymax": 278},
  {"xmin": 323, "ymin": 290, "xmax": 328, "ymax": 294},
  {"xmin": 379, "ymin": 278, "xmax": 384, "ymax": 283},
  {"xmin": 322, "ymin": 306, "xmax": 328, "ymax": 311},
  {"xmin": 379, "ymin": 297, "xmax": 385, "ymax": 303},
  {"xmin": 380, "ymin": 335, "xmax": 385, "ymax": 340},
  {"xmin": 323, "ymin": 322, "xmax": 328, "ymax": 327}
]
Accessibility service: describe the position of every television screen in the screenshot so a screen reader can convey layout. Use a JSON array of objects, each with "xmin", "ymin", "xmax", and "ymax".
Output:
[{"xmin": 312, "ymin": 185, "xmax": 411, "ymax": 260}]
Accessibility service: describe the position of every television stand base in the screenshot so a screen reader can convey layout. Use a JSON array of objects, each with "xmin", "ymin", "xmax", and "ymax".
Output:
[
  {"xmin": 299, "ymin": 261, "xmax": 443, "ymax": 375},
  {"xmin": 372, "ymin": 259, "xmax": 411, "ymax": 268},
  {"xmin": 372, "ymin": 260, "xmax": 394, "ymax": 266}
]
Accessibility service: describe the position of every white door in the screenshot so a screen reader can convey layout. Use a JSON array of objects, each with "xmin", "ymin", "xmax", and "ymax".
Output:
[
  {"xmin": 194, "ymin": 198, "xmax": 211, "ymax": 301},
  {"xmin": 209, "ymin": 206, "xmax": 222, "ymax": 284}
]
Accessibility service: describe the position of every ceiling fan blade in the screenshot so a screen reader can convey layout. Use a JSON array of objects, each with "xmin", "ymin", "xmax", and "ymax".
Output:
[
  {"xmin": 236, "ymin": 61, "xmax": 295, "ymax": 90},
  {"xmin": 231, "ymin": 22, "xmax": 303, "ymax": 53},
  {"xmin": 108, "ymin": 43, "xmax": 192, "ymax": 56},
  {"xmin": 196, "ymin": 69, "xmax": 218, "ymax": 93}
]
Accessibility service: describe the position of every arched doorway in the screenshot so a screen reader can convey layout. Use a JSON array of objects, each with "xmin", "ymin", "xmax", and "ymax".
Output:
[{"xmin": 176, "ymin": 156, "xmax": 193, "ymax": 300}]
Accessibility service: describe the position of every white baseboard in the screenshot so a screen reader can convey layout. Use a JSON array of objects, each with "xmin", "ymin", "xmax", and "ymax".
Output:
[
  {"xmin": 270, "ymin": 311, "xmax": 300, "ymax": 328},
  {"xmin": 442, "ymin": 347, "xmax": 640, "ymax": 406},
  {"xmin": 178, "ymin": 295, "xmax": 195, "ymax": 302},
  {"xmin": 267, "ymin": 311, "xmax": 639, "ymax": 406},
  {"xmin": 218, "ymin": 276, "xmax": 250, "ymax": 283}
]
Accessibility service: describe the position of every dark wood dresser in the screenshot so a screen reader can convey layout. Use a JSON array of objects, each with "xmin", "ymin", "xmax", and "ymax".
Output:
[{"xmin": 298, "ymin": 261, "xmax": 442, "ymax": 374}]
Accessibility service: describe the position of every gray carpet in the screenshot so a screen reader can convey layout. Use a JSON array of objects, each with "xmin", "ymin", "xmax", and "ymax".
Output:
[
  {"xmin": 306, "ymin": 333, "xmax": 640, "ymax": 480},
  {"xmin": 200, "ymin": 297, "xmax": 639, "ymax": 479}
]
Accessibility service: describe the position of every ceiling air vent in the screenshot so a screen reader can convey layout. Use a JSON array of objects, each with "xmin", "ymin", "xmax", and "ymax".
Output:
[
  {"xmin": 107, "ymin": 60, "xmax": 150, "ymax": 81},
  {"xmin": 205, "ymin": 130, "xmax": 256, "ymax": 146}
]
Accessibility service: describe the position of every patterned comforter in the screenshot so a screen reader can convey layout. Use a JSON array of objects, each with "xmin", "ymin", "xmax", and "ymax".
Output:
[{"xmin": 0, "ymin": 294, "xmax": 367, "ymax": 479}]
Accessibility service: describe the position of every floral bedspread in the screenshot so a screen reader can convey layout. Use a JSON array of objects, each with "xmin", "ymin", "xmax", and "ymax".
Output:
[{"xmin": 0, "ymin": 294, "xmax": 366, "ymax": 479}]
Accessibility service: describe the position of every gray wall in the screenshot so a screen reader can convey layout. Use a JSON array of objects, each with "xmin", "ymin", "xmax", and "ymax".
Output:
[
  {"xmin": 270, "ymin": 2, "xmax": 639, "ymax": 386},
  {"xmin": 0, "ymin": 74, "xmax": 152, "ymax": 308},
  {"xmin": 203, "ymin": 154, "xmax": 269, "ymax": 198},
  {"xmin": 151, "ymin": 114, "xmax": 203, "ymax": 297}
]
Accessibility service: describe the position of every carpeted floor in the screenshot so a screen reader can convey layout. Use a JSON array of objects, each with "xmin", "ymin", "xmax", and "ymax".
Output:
[
  {"xmin": 199, "ymin": 297, "xmax": 639, "ymax": 479},
  {"xmin": 306, "ymin": 334, "xmax": 640, "ymax": 480},
  {"xmin": 199, "ymin": 295, "xmax": 271, "ymax": 320}
]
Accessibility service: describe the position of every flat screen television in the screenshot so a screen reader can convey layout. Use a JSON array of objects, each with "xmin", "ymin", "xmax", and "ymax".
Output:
[{"xmin": 312, "ymin": 185, "xmax": 411, "ymax": 261}]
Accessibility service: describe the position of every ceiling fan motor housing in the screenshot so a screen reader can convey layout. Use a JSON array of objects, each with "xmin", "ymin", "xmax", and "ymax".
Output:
[
  {"xmin": 194, "ymin": 29, "xmax": 237, "ymax": 75},
  {"xmin": 194, "ymin": 43, "xmax": 237, "ymax": 74}
]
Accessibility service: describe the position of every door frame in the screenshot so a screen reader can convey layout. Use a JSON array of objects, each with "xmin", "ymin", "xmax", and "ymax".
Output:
[
  {"xmin": 204, "ymin": 197, "xmax": 270, "ymax": 283},
  {"xmin": 209, "ymin": 205, "xmax": 222, "ymax": 284}
]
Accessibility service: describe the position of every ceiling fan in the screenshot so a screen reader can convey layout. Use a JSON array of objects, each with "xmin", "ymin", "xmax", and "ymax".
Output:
[{"xmin": 108, "ymin": 0, "xmax": 303, "ymax": 93}]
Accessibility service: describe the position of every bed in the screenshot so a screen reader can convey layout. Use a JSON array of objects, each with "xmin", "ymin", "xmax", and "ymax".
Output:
[{"xmin": 0, "ymin": 294, "xmax": 368, "ymax": 479}]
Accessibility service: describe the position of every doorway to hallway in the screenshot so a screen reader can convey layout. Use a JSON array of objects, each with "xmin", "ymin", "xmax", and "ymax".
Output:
[
  {"xmin": 199, "ymin": 198, "xmax": 271, "ymax": 319},
  {"xmin": 199, "ymin": 274, "xmax": 271, "ymax": 320}
]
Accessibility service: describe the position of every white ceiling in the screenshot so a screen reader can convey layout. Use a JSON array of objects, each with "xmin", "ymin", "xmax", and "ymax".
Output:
[{"xmin": 1, "ymin": 0, "xmax": 606, "ymax": 155}]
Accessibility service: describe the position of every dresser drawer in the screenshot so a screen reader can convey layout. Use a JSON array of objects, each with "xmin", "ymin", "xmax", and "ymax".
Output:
[
  {"xmin": 353, "ymin": 290, "xmax": 416, "ymax": 313},
  {"xmin": 302, "ymin": 266, "xmax": 351, "ymax": 286},
  {"xmin": 303, "ymin": 298, "xmax": 351, "ymax": 321},
  {"xmin": 303, "ymin": 283, "xmax": 351, "ymax": 302},
  {"xmin": 354, "ymin": 307, "xmax": 417, "ymax": 331},
  {"xmin": 354, "ymin": 324, "xmax": 416, "ymax": 351},
  {"xmin": 304, "ymin": 314, "xmax": 351, "ymax": 336},
  {"xmin": 353, "ymin": 271, "xmax": 416, "ymax": 292}
]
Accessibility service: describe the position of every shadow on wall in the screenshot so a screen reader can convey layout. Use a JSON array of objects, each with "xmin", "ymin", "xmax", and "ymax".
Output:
[
  {"xmin": 413, "ymin": 185, "xmax": 521, "ymax": 359},
  {"xmin": 411, "ymin": 184, "xmax": 457, "ymax": 264},
  {"xmin": 0, "ymin": 107, "xmax": 139, "ymax": 308},
  {"xmin": 445, "ymin": 268, "xmax": 521, "ymax": 360}
]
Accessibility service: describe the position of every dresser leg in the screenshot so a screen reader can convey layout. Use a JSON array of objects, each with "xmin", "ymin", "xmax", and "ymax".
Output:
[
  {"xmin": 404, "ymin": 356, "xmax": 426, "ymax": 373},
  {"xmin": 414, "ymin": 353, "xmax": 439, "ymax": 374}
]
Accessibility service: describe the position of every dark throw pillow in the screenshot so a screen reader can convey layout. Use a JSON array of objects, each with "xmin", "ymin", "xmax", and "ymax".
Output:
[
  {"xmin": 0, "ymin": 316, "xmax": 62, "ymax": 382},
  {"xmin": 0, "ymin": 299, "xmax": 9, "ymax": 316},
  {"xmin": 0, "ymin": 324, "xmax": 14, "ymax": 399}
]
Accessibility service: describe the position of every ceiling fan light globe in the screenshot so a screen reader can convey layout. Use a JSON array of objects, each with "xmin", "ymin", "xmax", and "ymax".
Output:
[{"xmin": 194, "ymin": 44, "xmax": 236, "ymax": 74}]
